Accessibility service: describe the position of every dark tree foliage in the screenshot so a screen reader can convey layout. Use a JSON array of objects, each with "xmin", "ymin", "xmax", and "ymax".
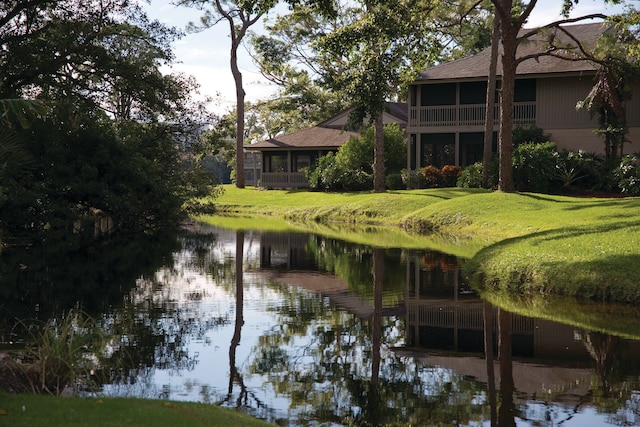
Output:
[{"xmin": 0, "ymin": 0, "xmax": 216, "ymax": 241}]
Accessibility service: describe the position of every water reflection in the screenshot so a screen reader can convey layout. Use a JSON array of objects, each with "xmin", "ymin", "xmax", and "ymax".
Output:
[{"xmin": 1, "ymin": 224, "xmax": 640, "ymax": 426}]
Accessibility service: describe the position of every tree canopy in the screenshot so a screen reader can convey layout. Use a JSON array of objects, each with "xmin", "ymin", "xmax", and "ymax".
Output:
[{"xmin": 0, "ymin": 0, "xmax": 216, "ymax": 242}]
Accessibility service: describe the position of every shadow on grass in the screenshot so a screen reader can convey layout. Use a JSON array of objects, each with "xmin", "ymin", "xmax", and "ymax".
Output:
[
  {"xmin": 467, "ymin": 219, "xmax": 640, "ymax": 304},
  {"xmin": 518, "ymin": 192, "xmax": 640, "ymax": 211}
]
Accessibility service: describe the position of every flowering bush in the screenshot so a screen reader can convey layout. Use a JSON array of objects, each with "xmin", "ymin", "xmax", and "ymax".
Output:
[
  {"xmin": 615, "ymin": 153, "xmax": 640, "ymax": 195},
  {"xmin": 441, "ymin": 165, "xmax": 462, "ymax": 187},
  {"xmin": 422, "ymin": 165, "xmax": 440, "ymax": 187}
]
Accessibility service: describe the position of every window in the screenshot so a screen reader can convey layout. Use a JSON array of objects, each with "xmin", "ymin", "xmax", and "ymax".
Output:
[
  {"xmin": 421, "ymin": 83, "xmax": 456, "ymax": 106},
  {"xmin": 292, "ymin": 152, "xmax": 314, "ymax": 172},
  {"xmin": 459, "ymin": 81, "xmax": 487, "ymax": 105},
  {"xmin": 264, "ymin": 152, "xmax": 288, "ymax": 172},
  {"xmin": 421, "ymin": 133, "xmax": 455, "ymax": 168},
  {"xmin": 514, "ymin": 79, "xmax": 536, "ymax": 102}
]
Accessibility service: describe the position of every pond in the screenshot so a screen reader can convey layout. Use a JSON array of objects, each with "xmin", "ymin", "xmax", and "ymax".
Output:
[{"xmin": 2, "ymin": 222, "xmax": 640, "ymax": 426}]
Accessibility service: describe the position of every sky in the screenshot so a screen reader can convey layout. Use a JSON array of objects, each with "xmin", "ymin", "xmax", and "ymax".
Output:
[{"xmin": 139, "ymin": 0, "xmax": 635, "ymax": 116}]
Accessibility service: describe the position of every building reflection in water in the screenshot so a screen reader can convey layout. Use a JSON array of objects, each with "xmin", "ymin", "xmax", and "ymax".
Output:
[{"xmin": 251, "ymin": 230, "xmax": 640, "ymax": 424}]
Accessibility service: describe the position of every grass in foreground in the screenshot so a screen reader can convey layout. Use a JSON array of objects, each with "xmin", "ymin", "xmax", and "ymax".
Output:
[{"xmin": 0, "ymin": 392, "xmax": 272, "ymax": 427}]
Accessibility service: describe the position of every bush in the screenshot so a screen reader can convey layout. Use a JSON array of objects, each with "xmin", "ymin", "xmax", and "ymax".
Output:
[
  {"xmin": 513, "ymin": 125, "xmax": 551, "ymax": 145},
  {"xmin": 343, "ymin": 169, "xmax": 373, "ymax": 191},
  {"xmin": 615, "ymin": 153, "xmax": 640, "ymax": 195},
  {"xmin": 385, "ymin": 172, "xmax": 404, "ymax": 190},
  {"xmin": 441, "ymin": 165, "xmax": 462, "ymax": 187},
  {"xmin": 422, "ymin": 165, "xmax": 440, "ymax": 188},
  {"xmin": 553, "ymin": 150, "xmax": 600, "ymax": 192},
  {"xmin": 401, "ymin": 169, "xmax": 427, "ymax": 189},
  {"xmin": 305, "ymin": 153, "xmax": 374, "ymax": 191},
  {"xmin": 512, "ymin": 142, "xmax": 558, "ymax": 193},
  {"xmin": 457, "ymin": 162, "xmax": 483, "ymax": 188}
]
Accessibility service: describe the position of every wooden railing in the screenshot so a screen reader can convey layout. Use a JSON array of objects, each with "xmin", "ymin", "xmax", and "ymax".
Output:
[
  {"xmin": 409, "ymin": 102, "xmax": 536, "ymax": 127},
  {"xmin": 405, "ymin": 300, "xmax": 534, "ymax": 334},
  {"xmin": 261, "ymin": 172, "xmax": 309, "ymax": 189}
]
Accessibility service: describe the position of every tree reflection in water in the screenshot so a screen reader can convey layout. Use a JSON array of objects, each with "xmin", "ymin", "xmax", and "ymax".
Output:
[{"xmin": 3, "ymin": 225, "xmax": 640, "ymax": 425}]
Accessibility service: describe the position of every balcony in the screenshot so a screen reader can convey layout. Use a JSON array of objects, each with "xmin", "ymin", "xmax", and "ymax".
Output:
[
  {"xmin": 409, "ymin": 102, "xmax": 536, "ymax": 128},
  {"xmin": 261, "ymin": 172, "xmax": 308, "ymax": 189}
]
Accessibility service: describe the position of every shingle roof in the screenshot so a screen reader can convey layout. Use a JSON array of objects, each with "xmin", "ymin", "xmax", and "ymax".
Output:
[
  {"xmin": 387, "ymin": 102, "xmax": 408, "ymax": 122},
  {"xmin": 247, "ymin": 102, "xmax": 408, "ymax": 150},
  {"xmin": 246, "ymin": 126, "xmax": 360, "ymax": 150},
  {"xmin": 417, "ymin": 22, "xmax": 610, "ymax": 82}
]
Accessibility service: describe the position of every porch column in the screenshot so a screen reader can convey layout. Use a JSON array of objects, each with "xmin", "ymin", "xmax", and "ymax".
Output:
[{"xmin": 416, "ymin": 134, "xmax": 422, "ymax": 170}]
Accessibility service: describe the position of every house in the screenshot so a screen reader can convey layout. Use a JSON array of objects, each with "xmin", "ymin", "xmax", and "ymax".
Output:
[
  {"xmin": 245, "ymin": 103, "xmax": 408, "ymax": 189},
  {"xmin": 407, "ymin": 22, "xmax": 640, "ymax": 171}
]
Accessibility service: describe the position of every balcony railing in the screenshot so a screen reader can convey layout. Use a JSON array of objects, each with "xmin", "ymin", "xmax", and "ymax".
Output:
[
  {"xmin": 261, "ymin": 172, "xmax": 308, "ymax": 189},
  {"xmin": 409, "ymin": 102, "xmax": 536, "ymax": 128}
]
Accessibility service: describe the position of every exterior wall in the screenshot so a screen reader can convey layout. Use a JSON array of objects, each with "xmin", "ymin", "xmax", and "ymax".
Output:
[
  {"xmin": 503, "ymin": 126, "xmax": 640, "ymax": 156},
  {"xmin": 536, "ymin": 75, "xmax": 597, "ymax": 129},
  {"xmin": 408, "ymin": 74, "xmax": 640, "ymax": 169}
]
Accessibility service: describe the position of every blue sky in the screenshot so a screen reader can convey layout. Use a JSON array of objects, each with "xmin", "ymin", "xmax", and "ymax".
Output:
[{"xmin": 139, "ymin": 0, "xmax": 633, "ymax": 115}]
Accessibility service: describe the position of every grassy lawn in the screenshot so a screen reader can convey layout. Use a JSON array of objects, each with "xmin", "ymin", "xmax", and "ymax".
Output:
[
  {"xmin": 0, "ymin": 392, "xmax": 271, "ymax": 427},
  {"xmin": 207, "ymin": 185, "xmax": 640, "ymax": 304}
]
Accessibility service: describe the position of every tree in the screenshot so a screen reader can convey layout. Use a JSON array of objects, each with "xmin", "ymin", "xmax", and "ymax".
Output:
[
  {"xmin": 575, "ymin": 15, "xmax": 640, "ymax": 159},
  {"xmin": 177, "ymin": 0, "xmax": 277, "ymax": 188},
  {"xmin": 489, "ymin": 0, "xmax": 612, "ymax": 191},
  {"xmin": 249, "ymin": 5, "xmax": 350, "ymax": 133},
  {"xmin": 317, "ymin": 0, "xmax": 441, "ymax": 192},
  {"xmin": 482, "ymin": 10, "xmax": 500, "ymax": 189},
  {"xmin": 0, "ymin": 0, "xmax": 216, "ymax": 238}
]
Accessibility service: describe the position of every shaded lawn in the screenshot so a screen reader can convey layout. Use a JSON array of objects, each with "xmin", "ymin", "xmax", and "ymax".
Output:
[{"xmin": 0, "ymin": 393, "xmax": 272, "ymax": 427}]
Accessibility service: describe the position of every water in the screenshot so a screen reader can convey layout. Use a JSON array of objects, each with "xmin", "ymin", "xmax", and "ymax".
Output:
[{"xmin": 2, "ymin": 223, "xmax": 640, "ymax": 426}]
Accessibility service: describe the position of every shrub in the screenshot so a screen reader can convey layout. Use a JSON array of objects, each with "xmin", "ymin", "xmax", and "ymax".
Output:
[
  {"xmin": 385, "ymin": 172, "xmax": 404, "ymax": 190},
  {"xmin": 513, "ymin": 125, "xmax": 551, "ymax": 145},
  {"xmin": 553, "ymin": 150, "xmax": 602, "ymax": 192},
  {"xmin": 343, "ymin": 169, "xmax": 373, "ymax": 191},
  {"xmin": 512, "ymin": 142, "xmax": 558, "ymax": 193},
  {"xmin": 457, "ymin": 162, "xmax": 483, "ymax": 188},
  {"xmin": 422, "ymin": 165, "xmax": 440, "ymax": 188},
  {"xmin": 441, "ymin": 165, "xmax": 462, "ymax": 187},
  {"xmin": 615, "ymin": 153, "xmax": 640, "ymax": 195},
  {"xmin": 401, "ymin": 169, "xmax": 427, "ymax": 189}
]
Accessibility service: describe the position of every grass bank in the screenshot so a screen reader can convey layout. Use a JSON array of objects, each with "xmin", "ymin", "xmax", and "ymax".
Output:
[
  {"xmin": 208, "ymin": 185, "xmax": 640, "ymax": 304},
  {"xmin": 0, "ymin": 392, "xmax": 271, "ymax": 427}
]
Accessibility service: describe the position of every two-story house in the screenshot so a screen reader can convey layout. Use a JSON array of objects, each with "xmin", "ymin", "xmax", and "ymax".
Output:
[{"xmin": 406, "ymin": 22, "xmax": 640, "ymax": 171}]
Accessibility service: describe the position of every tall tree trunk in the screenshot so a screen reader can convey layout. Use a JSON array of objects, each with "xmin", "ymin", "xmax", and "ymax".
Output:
[
  {"xmin": 226, "ymin": 230, "xmax": 245, "ymax": 403},
  {"xmin": 484, "ymin": 301, "xmax": 497, "ymax": 427},
  {"xmin": 498, "ymin": 308, "xmax": 516, "ymax": 427},
  {"xmin": 231, "ymin": 40, "xmax": 246, "ymax": 188},
  {"xmin": 497, "ymin": 2, "xmax": 517, "ymax": 192},
  {"xmin": 373, "ymin": 113, "xmax": 385, "ymax": 192},
  {"xmin": 371, "ymin": 248, "xmax": 384, "ymax": 385},
  {"xmin": 482, "ymin": 12, "xmax": 500, "ymax": 189}
]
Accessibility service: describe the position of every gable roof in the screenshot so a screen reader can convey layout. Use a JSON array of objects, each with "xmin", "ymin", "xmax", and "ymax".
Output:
[
  {"xmin": 247, "ymin": 102, "xmax": 408, "ymax": 151},
  {"xmin": 246, "ymin": 126, "xmax": 360, "ymax": 150},
  {"xmin": 316, "ymin": 102, "xmax": 409, "ymax": 129},
  {"xmin": 416, "ymin": 22, "xmax": 610, "ymax": 82}
]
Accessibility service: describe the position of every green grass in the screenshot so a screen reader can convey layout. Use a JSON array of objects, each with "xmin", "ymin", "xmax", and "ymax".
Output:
[
  {"xmin": 209, "ymin": 185, "xmax": 640, "ymax": 304},
  {"xmin": 210, "ymin": 185, "xmax": 485, "ymax": 226},
  {"xmin": 0, "ymin": 393, "xmax": 272, "ymax": 427}
]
